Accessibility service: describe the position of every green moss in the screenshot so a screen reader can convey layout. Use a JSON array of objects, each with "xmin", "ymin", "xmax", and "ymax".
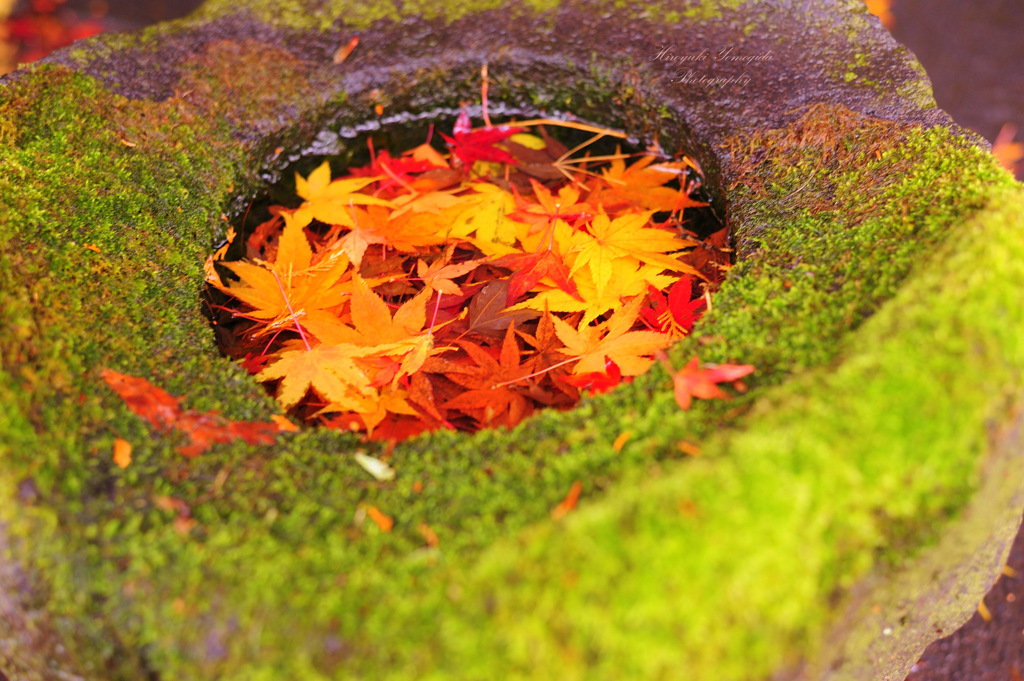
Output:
[
  {"xmin": 675, "ymin": 0, "xmax": 748, "ymax": 20},
  {"xmin": 895, "ymin": 60, "xmax": 939, "ymax": 109}
]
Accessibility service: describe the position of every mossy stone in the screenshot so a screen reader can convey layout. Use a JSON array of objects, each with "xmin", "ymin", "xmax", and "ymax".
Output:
[{"xmin": 2, "ymin": 0, "xmax": 1023, "ymax": 679}]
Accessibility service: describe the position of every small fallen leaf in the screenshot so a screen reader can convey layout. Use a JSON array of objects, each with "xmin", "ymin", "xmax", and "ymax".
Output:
[
  {"xmin": 113, "ymin": 438, "xmax": 132, "ymax": 468},
  {"xmin": 863, "ymin": 0, "xmax": 894, "ymax": 29},
  {"xmin": 83, "ymin": 243, "xmax": 101, "ymax": 253},
  {"xmin": 364, "ymin": 504, "xmax": 394, "ymax": 532},
  {"xmin": 173, "ymin": 516, "xmax": 197, "ymax": 536},
  {"xmin": 354, "ymin": 451, "xmax": 396, "ymax": 481},
  {"xmin": 677, "ymin": 440, "xmax": 702, "ymax": 457},
  {"xmin": 978, "ymin": 597, "xmax": 993, "ymax": 622},
  {"xmin": 659, "ymin": 355, "xmax": 755, "ymax": 410},
  {"xmin": 993, "ymin": 122, "xmax": 1024, "ymax": 175},
  {"xmin": 333, "ymin": 36, "xmax": 359, "ymax": 64},
  {"xmin": 271, "ymin": 414, "xmax": 300, "ymax": 432},
  {"xmin": 612, "ymin": 431, "xmax": 632, "ymax": 452},
  {"xmin": 418, "ymin": 522, "xmax": 440, "ymax": 547},
  {"xmin": 678, "ymin": 499, "xmax": 699, "ymax": 517},
  {"xmin": 152, "ymin": 495, "xmax": 190, "ymax": 515},
  {"xmin": 551, "ymin": 480, "xmax": 583, "ymax": 519}
]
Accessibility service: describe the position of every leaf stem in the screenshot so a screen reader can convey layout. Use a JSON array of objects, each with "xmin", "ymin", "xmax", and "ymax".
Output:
[
  {"xmin": 493, "ymin": 356, "xmax": 578, "ymax": 388},
  {"xmin": 270, "ymin": 269, "xmax": 312, "ymax": 351},
  {"xmin": 481, "ymin": 63, "xmax": 492, "ymax": 129}
]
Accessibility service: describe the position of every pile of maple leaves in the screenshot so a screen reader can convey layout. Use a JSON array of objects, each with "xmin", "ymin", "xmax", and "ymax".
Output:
[{"xmin": 202, "ymin": 111, "xmax": 752, "ymax": 443}]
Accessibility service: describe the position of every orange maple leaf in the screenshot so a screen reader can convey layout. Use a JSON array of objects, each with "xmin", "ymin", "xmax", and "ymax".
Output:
[
  {"xmin": 416, "ymin": 244, "xmax": 488, "ymax": 296},
  {"xmin": 216, "ymin": 214, "xmax": 352, "ymax": 336},
  {"xmin": 993, "ymin": 123, "xmax": 1024, "ymax": 176},
  {"xmin": 593, "ymin": 155, "xmax": 706, "ymax": 214},
  {"xmin": 294, "ymin": 276, "xmax": 444, "ymax": 392},
  {"xmin": 493, "ymin": 248, "xmax": 582, "ymax": 306},
  {"xmin": 291, "ymin": 161, "xmax": 394, "ymax": 229},
  {"xmin": 331, "ymin": 205, "xmax": 391, "ymax": 267},
  {"xmin": 508, "ymin": 179, "xmax": 593, "ymax": 233},
  {"xmin": 256, "ymin": 341, "xmax": 380, "ymax": 411}
]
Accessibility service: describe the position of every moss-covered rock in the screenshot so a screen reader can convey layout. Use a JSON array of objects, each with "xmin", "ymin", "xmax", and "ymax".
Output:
[{"xmin": 1, "ymin": 0, "xmax": 1022, "ymax": 679}]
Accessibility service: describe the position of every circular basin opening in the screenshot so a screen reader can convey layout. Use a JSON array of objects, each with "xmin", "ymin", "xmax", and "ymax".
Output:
[{"xmin": 202, "ymin": 109, "xmax": 730, "ymax": 441}]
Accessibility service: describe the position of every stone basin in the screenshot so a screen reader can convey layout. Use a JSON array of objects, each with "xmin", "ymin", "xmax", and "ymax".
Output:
[{"xmin": 2, "ymin": 0, "xmax": 1024, "ymax": 679}]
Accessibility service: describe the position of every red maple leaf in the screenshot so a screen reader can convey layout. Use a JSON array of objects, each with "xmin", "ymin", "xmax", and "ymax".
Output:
[
  {"xmin": 659, "ymin": 356, "xmax": 755, "ymax": 410},
  {"xmin": 441, "ymin": 109, "xmax": 523, "ymax": 168},
  {"xmin": 99, "ymin": 369, "xmax": 180, "ymax": 430},
  {"xmin": 641, "ymin": 276, "xmax": 707, "ymax": 337},
  {"xmin": 347, "ymin": 146, "xmax": 444, "ymax": 196},
  {"xmin": 491, "ymin": 249, "xmax": 583, "ymax": 306},
  {"xmin": 100, "ymin": 369, "xmax": 283, "ymax": 457},
  {"xmin": 560, "ymin": 359, "xmax": 624, "ymax": 394}
]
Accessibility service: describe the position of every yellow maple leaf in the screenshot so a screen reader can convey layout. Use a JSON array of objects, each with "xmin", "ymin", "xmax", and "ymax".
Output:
[
  {"xmin": 348, "ymin": 275, "xmax": 430, "ymax": 343},
  {"xmin": 324, "ymin": 384, "xmax": 421, "ymax": 436},
  {"xmin": 275, "ymin": 211, "xmax": 313, "ymax": 272},
  {"xmin": 301, "ymin": 276, "xmax": 445, "ymax": 384},
  {"xmin": 513, "ymin": 215, "xmax": 576, "ymax": 256},
  {"xmin": 291, "ymin": 161, "xmax": 395, "ymax": 229},
  {"xmin": 568, "ymin": 211, "xmax": 699, "ymax": 299},
  {"xmin": 551, "ymin": 295, "xmax": 671, "ymax": 375},
  {"xmin": 512, "ymin": 259, "xmax": 675, "ymax": 325},
  {"xmin": 443, "ymin": 184, "xmax": 519, "ymax": 253}
]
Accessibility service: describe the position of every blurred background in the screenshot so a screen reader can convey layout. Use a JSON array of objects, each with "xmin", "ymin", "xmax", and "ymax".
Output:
[{"xmin": 1, "ymin": 0, "xmax": 1023, "ymax": 678}]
